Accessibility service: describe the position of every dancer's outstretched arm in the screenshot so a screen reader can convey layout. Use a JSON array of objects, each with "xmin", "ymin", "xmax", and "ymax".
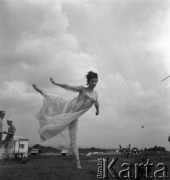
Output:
[
  {"xmin": 32, "ymin": 84, "xmax": 45, "ymax": 96},
  {"xmin": 50, "ymin": 77, "xmax": 83, "ymax": 92},
  {"xmin": 95, "ymin": 93, "xmax": 99, "ymax": 115}
]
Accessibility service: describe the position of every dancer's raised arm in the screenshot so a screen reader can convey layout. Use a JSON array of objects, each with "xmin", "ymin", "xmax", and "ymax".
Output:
[{"xmin": 50, "ymin": 77, "xmax": 83, "ymax": 92}]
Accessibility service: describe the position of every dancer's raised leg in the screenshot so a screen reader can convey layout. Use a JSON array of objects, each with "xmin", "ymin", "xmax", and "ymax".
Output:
[
  {"xmin": 32, "ymin": 84, "xmax": 46, "ymax": 97},
  {"xmin": 68, "ymin": 119, "xmax": 81, "ymax": 169}
]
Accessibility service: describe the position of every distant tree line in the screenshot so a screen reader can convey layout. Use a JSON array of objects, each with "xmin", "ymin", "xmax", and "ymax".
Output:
[
  {"xmin": 144, "ymin": 145, "xmax": 166, "ymax": 151},
  {"xmin": 29, "ymin": 144, "xmax": 114, "ymax": 153},
  {"xmin": 29, "ymin": 144, "xmax": 60, "ymax": 153}
]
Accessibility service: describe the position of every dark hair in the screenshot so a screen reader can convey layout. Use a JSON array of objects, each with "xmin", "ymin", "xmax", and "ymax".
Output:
[
  {"xmin": 0, "ymin": 110, "xmax": 5, "ymax": 114},
  {"xmin": 85, "ymin": 71, "xmax": 98, "ymax": 85}
]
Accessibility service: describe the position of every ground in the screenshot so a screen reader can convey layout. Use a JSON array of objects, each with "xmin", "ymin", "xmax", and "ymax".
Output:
[{"xmin": 0, "ymin": 152, "xmax": 170, "ymax": 180}]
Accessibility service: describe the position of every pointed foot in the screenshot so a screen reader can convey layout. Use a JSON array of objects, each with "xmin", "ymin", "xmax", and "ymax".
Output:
[{"xmin": 72, "ymin": 160, "xmax": 82, "ymax": 169}]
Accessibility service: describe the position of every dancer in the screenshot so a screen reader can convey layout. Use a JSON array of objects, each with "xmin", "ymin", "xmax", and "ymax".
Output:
[
  {"xmin": 0, "ymin": 110, "xmax": 5, "ymax": 148},
  {"xmin": 32, "ymin": 71, "xmax": 99, "ymax": 169}
]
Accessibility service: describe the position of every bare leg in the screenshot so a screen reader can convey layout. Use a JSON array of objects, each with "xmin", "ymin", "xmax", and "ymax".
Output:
[
  {"xmin": 4, "ymin": 140, "xmax": 10, "ymax": 159},
  {"xmin": 68, "ymin": 119, "xmax": 81, "ymax": 169},
  {"xmin": 32, "ymin": 84, "xmax": 46, "ymax": 97}
]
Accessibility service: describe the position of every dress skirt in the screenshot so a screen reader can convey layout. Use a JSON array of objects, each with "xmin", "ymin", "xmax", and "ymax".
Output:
[{"xmin": 35, "ymin": 92, "xmax": 92, "ymax": 149}]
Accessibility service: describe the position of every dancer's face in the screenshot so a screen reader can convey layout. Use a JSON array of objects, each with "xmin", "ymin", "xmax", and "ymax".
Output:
[{"xmin": 88, "ymin": 78, "xmax": 98, "ymax": 89}]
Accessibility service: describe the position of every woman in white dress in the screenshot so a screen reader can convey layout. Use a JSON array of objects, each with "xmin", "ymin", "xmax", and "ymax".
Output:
[{"xmin": 32, "ymin": 71, "xmax": 99, "ymax": 169}]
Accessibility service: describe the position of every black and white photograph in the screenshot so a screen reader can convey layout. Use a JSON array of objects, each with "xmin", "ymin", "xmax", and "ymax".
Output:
[{"xmin": 0, "ymin": 0, "xmax": 170, "ymax": 179}]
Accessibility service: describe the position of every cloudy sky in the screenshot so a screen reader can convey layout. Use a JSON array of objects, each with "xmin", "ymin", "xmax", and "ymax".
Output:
[{"xmin": 1, "ymin": 0, "xmax": 170, "ymax": 150}]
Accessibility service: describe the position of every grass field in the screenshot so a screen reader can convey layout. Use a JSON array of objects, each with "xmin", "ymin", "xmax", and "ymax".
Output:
[{"xmin": 0, "ymin": 152, "xmax": 170, "ymax": 180}]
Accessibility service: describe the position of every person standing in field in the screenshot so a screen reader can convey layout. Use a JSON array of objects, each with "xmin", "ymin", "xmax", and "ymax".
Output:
[
  {"xmin": 32, "ymin": 71, "xmax": 99, "ymax": 169},
  {"xmin": 3, "ymin": 119, "xmax": 16, "ymax": 156},
  {"xmin": 0, "ymin": 110, "xmax": 5, "ymax": 148}
]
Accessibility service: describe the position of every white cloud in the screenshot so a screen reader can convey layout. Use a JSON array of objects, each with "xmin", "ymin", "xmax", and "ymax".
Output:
[{"xmin": 0, "ymin": 81, "xmax": 40, "ymax": 114}]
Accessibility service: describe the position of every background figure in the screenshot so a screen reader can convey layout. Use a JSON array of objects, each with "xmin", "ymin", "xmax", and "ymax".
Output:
[
  {"xmin": 3, "ymin": 119, "xmax": 16, "ymax": 156},
  {"xmin": 0, "ymin": 110, "xmax": 5, "ymax": 148},
  {"xmin": 32, "ymin": 71, "xmax": 99, "ymax": 169}
]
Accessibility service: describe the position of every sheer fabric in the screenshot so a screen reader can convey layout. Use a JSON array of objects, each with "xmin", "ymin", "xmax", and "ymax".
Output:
[{"xmin": 35, "ymin": 89, "xmax": 97, "ymax": 149}]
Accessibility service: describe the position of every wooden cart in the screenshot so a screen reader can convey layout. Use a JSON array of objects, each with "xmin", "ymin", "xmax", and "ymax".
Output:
[{"xmin": 13, "ymin": 137, "xmax": 29, "ymax": 163}]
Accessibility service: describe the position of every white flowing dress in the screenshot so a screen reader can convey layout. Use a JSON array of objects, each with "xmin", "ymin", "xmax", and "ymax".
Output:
[{"xmin": 35, "ymin": 86, "xmax": 98, "ymax": 150}]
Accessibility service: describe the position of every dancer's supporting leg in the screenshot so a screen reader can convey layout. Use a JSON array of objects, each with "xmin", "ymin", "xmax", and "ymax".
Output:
[{"xmin": 68, "ymin": 119, "xmax": 81, "ymax": 169}]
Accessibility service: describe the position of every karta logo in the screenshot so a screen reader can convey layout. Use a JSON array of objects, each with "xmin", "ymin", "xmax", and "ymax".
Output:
[{"xmin": 97, "ymin": 158, "xmax": 169, "ymax": 179}]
